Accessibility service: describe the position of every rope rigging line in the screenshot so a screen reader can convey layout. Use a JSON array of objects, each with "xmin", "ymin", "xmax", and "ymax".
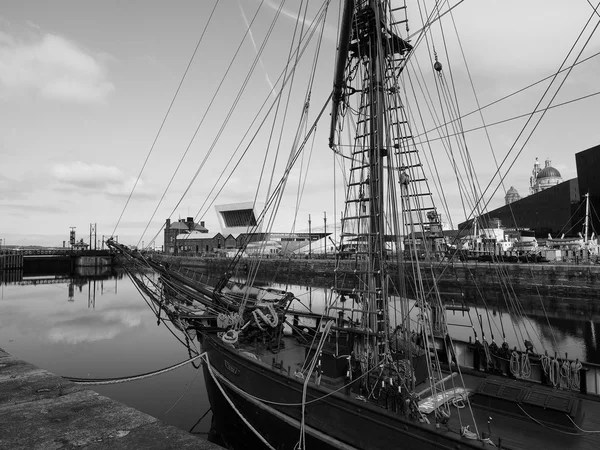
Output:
[
  {"xmin": 453, "ymin": 0, "xmax": 600, "ymax": 235},
  {"xmin": 416, "ymin": 48, "xmax": 600, "ymax": 139},
  {"xmin": 189, "ymin": 406, "xmax": 212, "ymax": 434},
  {"xmin": 435, "ymin": 76, "xmax": 483, "ymax": 222},
  {"xmin": 155, "ymin": 0, "xmax": 332, "ymax": 253},
  {"xmin": 208, "ymin": 91, "xmax": 334, "ymax": 282},
  {"xmin": 400, "ymin": 56, "xmax": 455, "ymax": 228},
  {"xmin": 202, "ymin": 353, "xmax": 277, "ymax": 450},
  {"xmin": 120, "ymin": 263, "xmax": 221, "ymax": 350},
  {"xmin": 407, "ymin": 0, "xmax": 466, "ymax": 42},
  {"xmin": 552, "ymin": 199, "xmax": 588, "ymax": 237},
  {"xmin": 401, "ymin": 2, "xmax": 503, "ymax": 435},
  {"xmin": 517, "ymin": 404, "xmax": 587, "ymax": 436},
  {"xmin": 63, "ymin": 354, "xmax": 202, "ymax": 385},
  {"xmin": 143, "ymin": 0, "xmax": 276, "ymax": 247},
  {"xmin": 435, "ymin": 68, "xmax": 481, "ymax": 219},
  {"xmin": 297, "ymin": 320, "xmax": 334, "ymax": 450},
  {"xmin": 248, "ymin": 1, "xmax": 331, "ymax": 298},
  {"xmin": 415, "ymin": 89, "xmax": 600, "ymax": 145},
  {"xmin": 162, "ymin": 358, "xmax": 203, "ymax": 416},
  {"xmin": 255, "ymin": 0, "xmax": 311, "ymax": 243},
  {"xmin": 413, "ymin": 2, "xmax": 600, "ymax": 343},
  {"xmin": 112, "ymin": 0, "xmax": 221, "ymax": 239},
  {"xmin": 403, "ymin": 44, "xmax": 480, "ymax": 226},
  {"xmin": 404, "ymin": 0, "xmax": 600, "ymax": 259}
]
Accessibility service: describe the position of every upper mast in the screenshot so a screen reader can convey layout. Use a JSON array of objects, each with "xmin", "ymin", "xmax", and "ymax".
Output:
[
  {"xmin": 366, "ymin": 0, "xmax": 390, "ymax": 362},
  {"xmin": 329, "ymin": 0, "xmax": 355, "ymax": 149},
  {"xmin": 330, "ymin": 0, "xmax": 413, "ymax": 365}
]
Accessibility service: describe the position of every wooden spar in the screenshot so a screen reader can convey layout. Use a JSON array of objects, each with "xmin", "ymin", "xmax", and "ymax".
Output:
[
  {"xmin": 416, "ymin": 372, "xmax": 458, "ymax": 399},
  {"xmin": 329, "ymin": 0, "xmax": 355, "ymax": 148}
]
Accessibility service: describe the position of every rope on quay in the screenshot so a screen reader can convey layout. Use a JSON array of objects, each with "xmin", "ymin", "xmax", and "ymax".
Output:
[{"xmin": 63, "ymin": 354, "xmax": 202, "ymax": 385}]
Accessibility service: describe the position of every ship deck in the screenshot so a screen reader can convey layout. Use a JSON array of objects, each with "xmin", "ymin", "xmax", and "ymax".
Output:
[
  {"xmin": 454, "ymin": 372, "xmax": 600, "ymax": 450},
  {"xmin": 233, "ymin": 335, "xmax": 600, "ymax": 450}
]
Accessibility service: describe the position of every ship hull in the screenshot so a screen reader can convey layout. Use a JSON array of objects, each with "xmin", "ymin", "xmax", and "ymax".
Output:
[
  {"xmin": 201, "ymin": 333, "xmax": 479, "ymax": 450},
  {"xmin": 202, "ymin": 361, "xmax": 343, "ymax": 450}
]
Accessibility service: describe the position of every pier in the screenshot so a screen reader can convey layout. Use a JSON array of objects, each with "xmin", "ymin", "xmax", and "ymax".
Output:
[
  {"xmin": 1, "ymin": 249, "xmax": 115, "ymax": 271},
  {"xmin": 0, "ymin": 348, "xmax": 223, "ymax": 449},
  {"xmin": 155, "ymin": 255, "xmax": 600, "ymax": 315},
  {"xmin": 0, "ymin": 249, "xmax": 117, "ymax": 284},
  {"xmin": 0, "ymin": 252, "xmax": 23, "ymax": 270}
]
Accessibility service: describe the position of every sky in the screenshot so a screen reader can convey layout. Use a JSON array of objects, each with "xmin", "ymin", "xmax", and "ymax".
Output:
[{"xmin": 2, "ymin": 0, "xmax": 600, "ymax": 248}]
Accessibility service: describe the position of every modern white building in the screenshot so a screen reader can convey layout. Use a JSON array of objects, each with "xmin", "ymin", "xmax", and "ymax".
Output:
[{"xmin": 214, "ymin": 202, "xmax": 261, "ymax": 236}]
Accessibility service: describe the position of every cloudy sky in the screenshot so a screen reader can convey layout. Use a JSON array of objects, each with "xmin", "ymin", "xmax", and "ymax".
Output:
[{"xmin": 2, "ymin": 0, "xmax": 600, "ymax": 247}]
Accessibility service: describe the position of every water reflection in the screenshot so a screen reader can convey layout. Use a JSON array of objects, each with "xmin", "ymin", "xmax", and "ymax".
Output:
[
  {"xmin": 0, "ymin": 272, "xmax": 213, "ymax": 435},
  {"xmin": 257, "ymin": 281, "xmax": 600, "ymax": 365},
  {"xmin": 2, "ymin": 270, "xmax": 599, "ymax": 444}
]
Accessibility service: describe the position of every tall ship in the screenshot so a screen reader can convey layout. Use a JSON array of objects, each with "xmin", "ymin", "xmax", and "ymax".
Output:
[{"xmin": 109, "ymin": 1, "xmax": 600, "ymax": 449}]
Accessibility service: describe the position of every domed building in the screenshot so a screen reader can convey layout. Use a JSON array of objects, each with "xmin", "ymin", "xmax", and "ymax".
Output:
[
  {"xmin": 505, "ymin": 186, "xmax": 521, "ymax": 205},
  {"xmin": 459, "ymin": 144, "xmax": 600, "ymax": 240},
  {"xmin": 530, "ymin": 157, "xmax": 562, "ymax": 194}
]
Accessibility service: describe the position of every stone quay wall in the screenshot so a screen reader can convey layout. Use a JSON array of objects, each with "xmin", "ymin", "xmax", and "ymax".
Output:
[{"xmin": 155, "ymin": 255, "xmax": 600, "ymax": 302}]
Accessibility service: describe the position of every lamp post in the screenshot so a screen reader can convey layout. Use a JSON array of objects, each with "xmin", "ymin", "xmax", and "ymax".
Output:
[
  {"xmin": 308, "ymin": 214, "xmax": 312, "ymax": 259},
  {"xmin": 69, "ymin": 227, "xmax": 76, "ymax": 251},
  {"xmin": 324, "ymin": 211, "xmax": 327, "ymax": 258}
]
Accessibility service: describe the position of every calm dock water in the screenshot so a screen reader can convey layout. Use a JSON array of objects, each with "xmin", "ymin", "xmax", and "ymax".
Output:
[
  {"xmin": 0, "ymin": 272, "xmax": 214, "ymax": 437},
  {"xmin": 1, "ymin": 270, "xmax": 599, "ymax": 448}
]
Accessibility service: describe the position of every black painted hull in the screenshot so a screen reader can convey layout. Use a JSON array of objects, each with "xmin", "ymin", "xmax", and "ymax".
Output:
[{"xmin": 201, "ymin": 333, "xmax": 482, "ymax": 450}]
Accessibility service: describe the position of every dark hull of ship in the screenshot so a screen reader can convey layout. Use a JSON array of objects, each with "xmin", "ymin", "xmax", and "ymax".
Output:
[
  {"xmin": 202, "ymin": 362, "xmax": 340, "ymax": 450},
  {"xmin": 201, "ymin": 333, "xmax": 480, "ymax": 450}
]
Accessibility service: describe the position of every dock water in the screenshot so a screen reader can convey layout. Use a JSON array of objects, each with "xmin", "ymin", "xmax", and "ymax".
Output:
[{"xmin": 0, "ymin": 347, "xmax": 223, "ymax": 449}]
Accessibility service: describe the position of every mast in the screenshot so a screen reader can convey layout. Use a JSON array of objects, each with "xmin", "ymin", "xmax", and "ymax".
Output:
[
  {"xmin": 584, "ymin": 192, "xmax": 590, "ymax": 243},
  {"xmin": 329, "ymin": 0, "xmax": 355, "ymax": 149},
  {"xmin": 330, "ymin": 0, "xmax": 413, "ymax": 366},
  {"xmin": 367, "ymin": 0, "xmax": 388, "ymax": 362}
]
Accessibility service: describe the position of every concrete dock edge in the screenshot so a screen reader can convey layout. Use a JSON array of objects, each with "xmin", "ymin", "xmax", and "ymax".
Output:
[{"xmin": 0, "ymin": 347, "xmax": 223, "ymax": 449}]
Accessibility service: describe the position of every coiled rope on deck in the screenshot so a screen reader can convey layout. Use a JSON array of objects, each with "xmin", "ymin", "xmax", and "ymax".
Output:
[{"xmin": 63, "ymin": 354, "xmax": 202, "ymax": 385}]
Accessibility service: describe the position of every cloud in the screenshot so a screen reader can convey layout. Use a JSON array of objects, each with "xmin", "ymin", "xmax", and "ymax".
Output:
[
  {"xmin": 0, "ymin": 203, "xmax": 66, "ymax": 214},
  {"xmin": 53, "ymin": 161, "xmax": 122, "ymax": 187},
  {"xmin": 52, "ymin": 161, "xmax": 155, "ymax": 200},
  {"xmin": 25, "ymin": 20, "xmax": 40, "ymax": 31},
  {"xmin": 116, "ymin": 220, "xmax": 165, "ymax": 230},
  {"xmin": 0, "ymin": 172, "xmax": 31, "ymax": 199},
  {"xmin": 238, "ymin": 1, "xmax": 277, "ymax": 99},
  {"xmin": 264, "ymin": 0, "xmax": 337, "ymax": 41},
  {"xmin": 46, "ymin": 308, "xmax": 143, "ymax": 344},
  {"xmin": 0, "ymin": 31, "xmax": 114, "ymax": 103}
]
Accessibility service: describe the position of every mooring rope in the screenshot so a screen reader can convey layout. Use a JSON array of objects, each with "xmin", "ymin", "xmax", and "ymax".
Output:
[
  {"xmin": 63, "ymin": 354, "xmax": 202, "ymax": 385},
  {"xmin": 201, "ymin": 352, "xmax": 276, "ymax": 450}
]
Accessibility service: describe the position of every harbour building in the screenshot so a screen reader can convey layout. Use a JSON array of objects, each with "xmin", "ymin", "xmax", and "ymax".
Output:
[
  {"xmin": 460, "ymin": 144, "xmax": 600, "ymax": 238},
  {"xmin": 163, "ymin": 217, "xmax": 208, "ymax": 254},
  {"xmin": 165, "ymin": 202, "xmax": 331, "ymax": 256}
]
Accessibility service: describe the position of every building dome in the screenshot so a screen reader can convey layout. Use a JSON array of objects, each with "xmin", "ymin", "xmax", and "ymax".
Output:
[
  {"xmin": 505, "ymin": 186, "xmax": 521, "ymax": 205},
  {"xmin": 537, "ymin": 166, "xmax": 561, "ymax": 179},
  {"xmin": 530, "ymin": 157, "xmax": 562, "ymax": 194}
]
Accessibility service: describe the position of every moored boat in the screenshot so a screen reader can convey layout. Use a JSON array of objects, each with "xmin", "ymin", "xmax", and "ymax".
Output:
[{"xmin": 108, "ymin": 1, "xmax": 600, "ymax": 448}]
